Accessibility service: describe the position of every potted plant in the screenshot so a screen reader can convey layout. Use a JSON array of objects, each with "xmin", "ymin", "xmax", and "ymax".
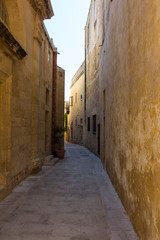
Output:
[{"xmin": 54, "ymin": 126, "xmax": 65, "ymax": 159}]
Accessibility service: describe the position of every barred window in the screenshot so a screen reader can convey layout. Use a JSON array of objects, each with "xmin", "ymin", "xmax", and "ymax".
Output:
[{"xmin": 0, "ymin": 0, "xmax": 9, "ymax": 26}]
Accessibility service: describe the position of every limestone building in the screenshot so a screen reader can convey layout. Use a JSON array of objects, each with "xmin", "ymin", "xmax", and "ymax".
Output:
[
  {"xmin": 69, "ymin": 0, "xmax": 160, "ymax": 239},
  {"xmin": 68, "ymin": 62, "xmax": 85, "ymax": 145},
  {"xmin": 83, "ymin": 0, "xmax": 103, "ymax": 156},
  {"xmin": 55, "ymin": 66, "xmax": 65, "ymax": 151},
  {"xmin": 0, "ymin": 0, "xmax": 63, "ymax": 201}
]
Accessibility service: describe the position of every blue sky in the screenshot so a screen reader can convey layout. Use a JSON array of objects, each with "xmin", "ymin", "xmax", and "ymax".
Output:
[{"xmin": 44, "ymin": 0, "xmax": 91, "ymax": 100}]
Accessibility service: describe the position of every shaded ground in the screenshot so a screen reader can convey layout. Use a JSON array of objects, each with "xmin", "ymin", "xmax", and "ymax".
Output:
[{"xmin": 0, "ymin": 142, "xmax": 138, "ymax": 240}]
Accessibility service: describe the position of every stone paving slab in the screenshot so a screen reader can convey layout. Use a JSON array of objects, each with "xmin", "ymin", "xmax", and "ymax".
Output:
[{"xmin": 0, "ymin": 142, "xmax": 138, "ymax": 240}]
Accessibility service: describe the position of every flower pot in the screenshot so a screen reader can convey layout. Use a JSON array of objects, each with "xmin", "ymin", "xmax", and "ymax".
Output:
[{"xmin": 55, "ymin": 149, "xmax": 65, "ymax": 159}]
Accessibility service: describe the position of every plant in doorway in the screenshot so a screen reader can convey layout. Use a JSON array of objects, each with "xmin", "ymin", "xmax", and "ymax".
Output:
[{"xmin": 54, "ymin": 126, "xmax": 65, "ymax": 159}]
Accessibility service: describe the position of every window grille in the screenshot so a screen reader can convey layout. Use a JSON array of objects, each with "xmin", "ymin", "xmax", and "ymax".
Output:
[{"xmin": 0, "ymin": 0, "xmax": 9, "ymax": 26}]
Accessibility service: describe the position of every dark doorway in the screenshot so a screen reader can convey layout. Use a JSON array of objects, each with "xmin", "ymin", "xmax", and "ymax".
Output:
[
  {"xmin": 98, "ymin": 123, "xmax": 100, "ymax": 155},
  {"xmin": 45, "ymin": 110, "xmax": 49, "ymax": 152}
]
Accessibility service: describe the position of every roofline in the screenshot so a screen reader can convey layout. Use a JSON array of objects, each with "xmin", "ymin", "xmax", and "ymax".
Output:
[
  {"xmin": 44, "ymin": 0, "xmax": 54, "ymax": 18},
  {"xmin": 70, "ymin": 61, "xmax": 85, "ymax": 88},
  {"xmin": 42, "ymin": 23, "xmax": 57, "ymax": 52}
]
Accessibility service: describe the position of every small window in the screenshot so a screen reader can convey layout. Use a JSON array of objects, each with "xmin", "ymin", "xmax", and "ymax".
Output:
[
  {"xmin": 69, "ymin": 96, "xmax": 73, "ymax": 106},
  {"xmin": 93, "ymin": 115, "xmax": 96, "ymax": 134},
  {"xmin": 48, "ymin": 51, "xmax": 51, "ymax": 63},
  {"xmin": 59, "ymin": 71, "xmax": 63, "ymax": 77},
  {"xmin": 80, "ymin": 94, "xmax": 83, "ymax": 101},
  {"xmin": 75, "ymin": 93, "xmax": 77, "ymax": 104},
  {"xmin": 87, "ymin": 117, "xmax": 90, "ymax": 131},
  {"xmin": 46, "ymin": 88, "xmax": 49, "ymax": 105},
  {"xmin": 80, "ymin": 118, "xmax": 83, "ymax": 124}
]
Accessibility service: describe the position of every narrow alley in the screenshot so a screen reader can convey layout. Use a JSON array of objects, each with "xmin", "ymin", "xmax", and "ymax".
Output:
[{"xmin": 0, "ymin": 143, "xmax": 138, "ymax": 240}]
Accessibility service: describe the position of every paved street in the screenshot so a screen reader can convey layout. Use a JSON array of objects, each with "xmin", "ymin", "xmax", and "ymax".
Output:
[{"xmin": 0, "ymin": 143, "xmax": 138, "ymax": 240}]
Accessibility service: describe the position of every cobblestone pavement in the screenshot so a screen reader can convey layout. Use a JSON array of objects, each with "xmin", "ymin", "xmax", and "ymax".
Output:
[{"xmin": 0, "ymin": 142, "xmax": 138, "ymax": 240}]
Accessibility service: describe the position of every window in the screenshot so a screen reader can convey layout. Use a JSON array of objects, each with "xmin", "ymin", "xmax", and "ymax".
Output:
[
  {"xmin": 46, "ymin": 88, "xmax": 49, "ymax": 105},
  {"xmin": 93, "ymin": 115, "xmax": 96, "ymax": 134},
  {"xmin": 75, "ymin": 93, "xmax": 77, "ymax": 104},
  {"xmin": 48, "ymin": 51, "xmax": 51, "ymax": 63},
  {"xmin": 0, "ymin": 0, "xmax": 9, "ymax": 26},
  {"xmin": 69, "ymin": 96, "xmax": 73, "ymax": 106},
  {"xmin": 80, "ymin": 94, "xmax": 83, "ymax": 101},
  {"xmin": 80, "ymin": 118, "xmax": 83, "ymax": 124},
  {"xmin": 59, "ymin": 71, "xmax": 63, "ymax": 77},
  {"xmin": 87, "ymin": 117, "xmax": 90, "ymax": 131}
]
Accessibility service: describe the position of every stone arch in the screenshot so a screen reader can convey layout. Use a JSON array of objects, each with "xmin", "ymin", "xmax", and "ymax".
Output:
[{"xmin": 4, "ymin": 0, "xmax": 26, "ymax": 49}]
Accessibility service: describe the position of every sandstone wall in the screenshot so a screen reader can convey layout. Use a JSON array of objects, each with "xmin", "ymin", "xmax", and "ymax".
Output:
[
  {"xmin": 99, "ymin": 0, "xmax": 160, "ymax": 239},
  {"xmin": 55, "ymin": 66, "xmax": 65, "ymax": 150},
  {"xmin": 68, "ymin": 62, "xmax": 85, "ymax": 145},
  {"xmin": 84, "ymin": 0, "xmax": 104, "ymax": 156},
  {"xmin": 0, "ymin": 0, "xmax": 55, "ymax": 200},
  {"xmin": 84, "ymin": 0, "xmax": 160, "ymax": 238}
]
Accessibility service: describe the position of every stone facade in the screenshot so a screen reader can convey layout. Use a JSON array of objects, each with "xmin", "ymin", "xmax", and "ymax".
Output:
[
  {"xmin": 68, "ymin": 0, "xmax": 160, "ymax": 239},
  {"xmin": 68, "ymin": 62, "xmax": 85, "ymax": 145},
  {"xmin": 98, "ymin": 1, "xmax": 160, "ymax": 239},
  {"xmin": 83, "ymin": 0, "xmax": 103, "ymax": 156},
  {"xmin": 0, "ymin": 0, "xmax": 61, "ymax": 201},
  {"xmin": 55, "ymin": 66, "xmax": 65, "ymax": 151}
]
